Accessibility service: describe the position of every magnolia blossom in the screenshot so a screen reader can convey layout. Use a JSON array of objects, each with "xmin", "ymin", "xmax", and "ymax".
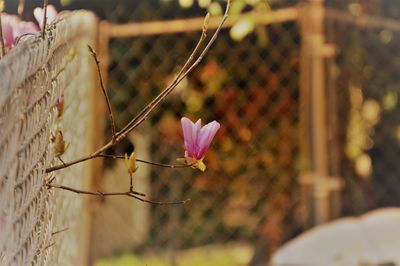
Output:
[
  {"xmin": 1, "ymin": 13, "xmax": 39, "ymax": 48},
  {"xmin": 34, "ymin": 5, "xmax": 58, "ymax": 30},
  {"xmin": 181, "ymin": 117, "xmax": 220, "ymax": 171},
  {"xmin": 0, "ymin": 5, "xmax": 57, "ymax": 49},
  {"xmin": 1, "ymin": 13, "xmax": 19, "ymax": 48}
]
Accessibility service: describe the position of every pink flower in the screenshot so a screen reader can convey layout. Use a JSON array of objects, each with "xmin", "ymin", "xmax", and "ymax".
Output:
[
  {"xmin": 34, "ymin": 5, "xmax": 58, "ymax": 30},
  {"xmin": 12, "ymin": 21, "xmax": 39, "ymax": 41},
  {"xmin": 1, "ymin": 13, "xmax": 19, "ymax": 48},
  {"xmin": 1, "ymin": 13, "xmax": 39, "ymax": 48},
  {"xmin": 181, "ymin": 117, "xmax": 220, "ymax": 171}
]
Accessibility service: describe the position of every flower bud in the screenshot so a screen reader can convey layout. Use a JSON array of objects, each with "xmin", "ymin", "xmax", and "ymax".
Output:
[
  {"xmin": 52, "ymin": 130, "xmax": 68, "ymax": 157},
  {"xmin": 55, "ymin": 93, "xmax": 64, "ymax": 118},
  {"xmin": 125, "ymin": 152, "xmax": 138, "ymax": 174}
]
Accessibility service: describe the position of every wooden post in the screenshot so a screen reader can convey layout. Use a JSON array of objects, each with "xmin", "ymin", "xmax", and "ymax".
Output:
[
  {"xmin": 299, "ymin": 0, "xmax": 341, "ymax": 225},
  {"xmin": 87, "ymin": 20, "xmax": 109, "ymax": 264},
  {"xmin": 81, "ymin": 17, "xmax": 106, "ymax": 266}
]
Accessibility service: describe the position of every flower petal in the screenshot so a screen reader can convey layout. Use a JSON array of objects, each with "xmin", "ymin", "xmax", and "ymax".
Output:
[
  {"xmin": 196, "ymin": 120, "xmax": 220, "ymax": 159},
  {"xmin": 1, "ymin": 13, "xmax": 19, "ymax": 48},
  {"xmin": 34, "ymin": 5, "xmax": 58, "ymax": 30},
  {"xmin": 192, "ymin": 119, "xmax": 202, "ymax": 156},
  {"xmin": 181, "ymin": 117, "xmax": 196, "ymax": 157}
]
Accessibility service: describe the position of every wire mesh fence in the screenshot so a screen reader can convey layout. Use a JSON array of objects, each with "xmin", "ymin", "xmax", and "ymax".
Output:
[
  {"xmin": 326, "ymin": 7, "xmax": 400, "ymax": 215},
  {"xmin": 0, "ymin": 11, "xmax": 98, "ymax": 265}
]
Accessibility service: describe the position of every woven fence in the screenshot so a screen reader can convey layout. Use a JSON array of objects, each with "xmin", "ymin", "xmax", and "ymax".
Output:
[
  {"xmin": 0, "ymin": 11, "xmax": 98, "ymax": 265},
  {"xmin": 325, "ymin": 6, "xmax": 400, "ymax": 214}
]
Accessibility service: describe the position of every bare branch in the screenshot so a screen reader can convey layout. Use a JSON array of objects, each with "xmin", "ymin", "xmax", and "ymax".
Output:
[
  {"xmin": 97, "ymin": 154, "xmax": 192, "ymax": 168},
  {"xmin": 46, "ymin": 154, "xmax": 98, "ymax": 173},
  {"xmin": 87, "ymin": 45, "xmax": 117, "ymax": 141},
  {"xmin": 48, "ymin": 183, "xmax": 145, "ymax": 197},
  {"xmin": 0, "ymin": 1, "xmax": 5, "ymax": 58},
  {"xmin": 115, "ymin": 1, "xmax": 230, "ymax": 138},
  {"xmin": 44, "ymin": 242, "xmax": 56, "ymax": 250},
  {"xmin": 45, "ymin": 0, "xmax": 231, "ymax": 173},
  {"xmin": 48, "ymin": 183, "xmax": 190, "ymax": 205},
  {"xmin": 129, "ymin": 173, "xmax": 133, "ymax": 192},
  {"xmin": 45, "ymin": 153, "xmax": 191, "ymax": 173},
  {"xmin": 52, "ymin": 227, "xmax": 69, "ymax": 236},
  {"xmin": 14, "ymin": 32, "xmax": 36, "ymax": 45},
  {"xmin": 42, "ymin": 0, "xmax": 48, "ymax": 39},
  {"xmin": 115, "ymin": 12, "xmax": 213, "ymax": 140}
]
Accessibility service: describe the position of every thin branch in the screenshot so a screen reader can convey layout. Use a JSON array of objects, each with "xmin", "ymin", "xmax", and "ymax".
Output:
[
  {"xmin": 45, "ymin": 153, "xmax": 191, "ymax": 173},
  {"xmin": 52, "ymin": 227, "xmax": 69, "ymax": 236},
  {"xmin": 115, "ymin": 12, "xmax": 212, "ymax": 141},
  {"xmin": 14, "ymin": 32, "xmax": 35, "ymax": 45},
  {"xmin": 46, "ymin": 154, "xmax": 98, "ymax": 173},
  {"xmin": 42, "ymin": 0, "xmax": 48, "ymax": 39},
  {"xmin": 97, "ymin": 154, "xmax": 192, "ymax": 168},
  {"xmin": 0, "ymin": 1, "xmax": 5, "ymax": 58},
  {"xmin": 48, "ymin": 183, "xmax": 146, "ymax": 197},
  {"xmin": 115, "ymin": 1, "xmax": 230, "ymax": 138},
  {"xmin": 129, "ymin": 173, "xmax": 133, "ymax": 192},
  {"xmin": 44, "ymin": 242, "xmax": 56, "ymax": 250},
  {"xmin": 87, "ymin": 45, "xmax": 117, "ymax": 141},
  {"xmin": 45, "ymin": 1, "xmax": 231, "ymax": 173},
  {"xmin": 128, "ymin": 193, "xmax": 190, "ymax": 205},
  {"xmin": 48, "ymin": 183, "xmax": 190, "ymax": 205}
]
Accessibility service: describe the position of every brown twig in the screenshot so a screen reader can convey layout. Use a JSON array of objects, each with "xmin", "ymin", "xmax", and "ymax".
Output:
[
  {"xmin": 42, "ymin": 0, "xmax": 48, "ymax": 39},
  {"xmin": 45, "ymin": 1, "xmax": 231, "ymax": 173},
  {"xmin": 41, "ymin": 0, "xmax": 48, "ymax": 38},
  {"xmin": 14, "ymin": 32, "xmax": 36, "ymax": 45},
  {"xmin": 115, "ymin": 12, "xmax": 211, "ymax": 140},
  {"xmin": 114, "ymin": 2, "xmax": 230, "ymax": 139},
  {"xmin": 0, "ymin": 0, "xmax": 5, "ymax": 58},
  {"xmin": 48, "ymin": 183, "xmax": 145, "ymax": 197},
  {"xmin": 48, "ymin": 183, "xmax": 190, "ymax": 205},
  {"xmin": 52, "ymin": 227, "xmax": 69, "ymax": 236},
  {"xmin": 46, "ymin": 154, "xmax": 98, "ymax": 173},
  {"xmin": 129, "ymin": 173, "xmax": 133, "ymax": 192},
  {"xmin": 45, "ymin": 154, "xmax": 190, "ymax": 173},
  {"xmin": 97, "ymin": 154, "xmax": 192, "ymax": 168},
  {"xmin": 44, "ymin": 241, "xmax": 56, "ymax": 250},
  {"xmin": 87, "ymin": 45, "xmax": 117, "ymax": 141}
]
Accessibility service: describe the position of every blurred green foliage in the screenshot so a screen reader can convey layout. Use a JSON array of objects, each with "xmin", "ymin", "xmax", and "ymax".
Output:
[{"xmin": 95, "ymin": 243, "xmax": 251, "ymax": 266}]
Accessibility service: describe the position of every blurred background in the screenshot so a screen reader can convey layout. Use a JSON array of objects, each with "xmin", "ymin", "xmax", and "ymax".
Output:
[{"xmin": 5, "ymin": 0, "xmax": 400, "ymax": 265}]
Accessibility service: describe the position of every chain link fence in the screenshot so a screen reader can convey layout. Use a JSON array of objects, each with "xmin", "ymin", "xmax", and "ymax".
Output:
[
  {"xmin": 326, "ymin": 3, "xmax": 400, "ymax": 215},
  {"xmin": 0, "ymin": 11, "xmax": 98, "ymax": 265}
]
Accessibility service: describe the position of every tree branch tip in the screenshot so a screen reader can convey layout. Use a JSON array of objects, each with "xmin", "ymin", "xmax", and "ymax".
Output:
[
  {"xmin": 203, "ymin": 13, "xmax": 210, "ymax": 31},
  {"xmin": 87, "ymin": 44, "xmax": 95, "ymax": 54},
  {"xmin": 52, "ymin": 227, "xmax": 69, "ymax": 236}
]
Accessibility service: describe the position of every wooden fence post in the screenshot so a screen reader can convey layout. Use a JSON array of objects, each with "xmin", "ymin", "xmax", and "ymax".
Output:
[{"xmin": 298, "ymin": 0, "xmax": 342, "ymax": 225}]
